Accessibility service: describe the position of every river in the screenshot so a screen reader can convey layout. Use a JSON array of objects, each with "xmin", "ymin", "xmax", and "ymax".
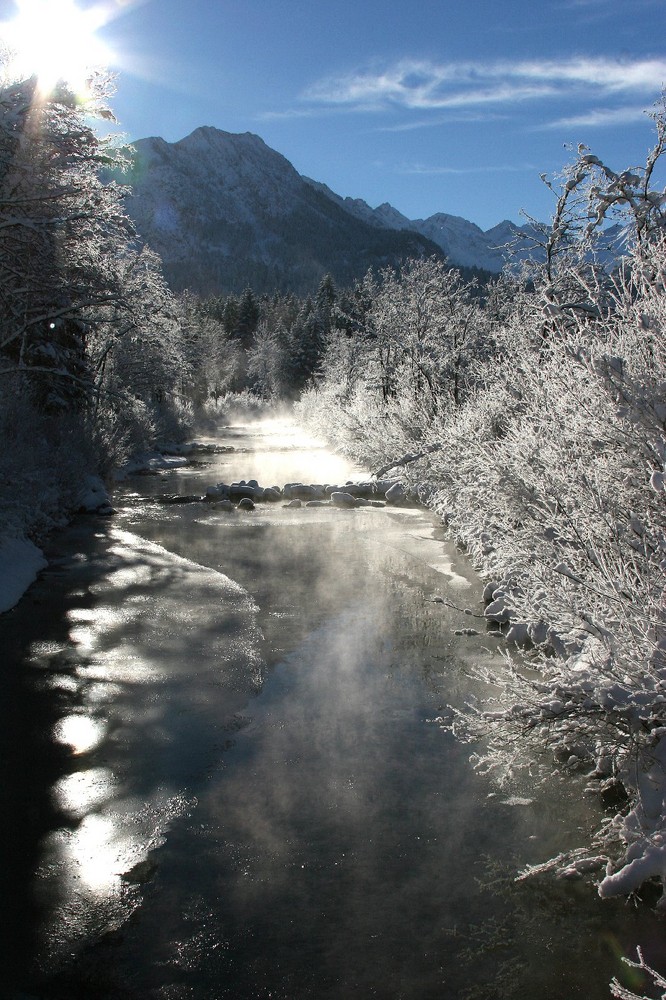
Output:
[{"xmin": 0, "ymin": 416, "xmax": 658, "ymax": 999}]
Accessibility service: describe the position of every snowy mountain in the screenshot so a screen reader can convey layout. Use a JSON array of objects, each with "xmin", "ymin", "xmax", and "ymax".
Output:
[
  {"xmin": 122, "ymin": 126, "xmax": 566, "ymax": 296},
  {"xmin": 122, "ymin": 127, "xmax": 446, "ymax": 296},
  {"xmin": 304, "ymin": 178, "xmax": 536, "ymax": 273}
]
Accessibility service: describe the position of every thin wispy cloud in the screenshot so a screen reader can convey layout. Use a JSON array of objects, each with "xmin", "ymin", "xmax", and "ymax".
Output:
[
  {"xmin": 377, "ymin": 111, "xmax": 509, "ymax": 133},
  {"xmin": 259, "ymin": 108, "xmax": 329, "ymax": 122},
  {"xmin": 557, "ymin": 0, "xmax": 617, "ymax": 12},
  {"xmin": 558, "ymin": 0, "xmax": 661, "ymax": 10},
  {"xmin": 399, "ymin": 162, "xmax": 538, "ymax": 176},
  {"xmin": 303, "ymin": 56, "xmax": 666, "ymax": 112},
  {"xmin": 539, "ymin": 104, "xmax": 653, "ymax": 129}
]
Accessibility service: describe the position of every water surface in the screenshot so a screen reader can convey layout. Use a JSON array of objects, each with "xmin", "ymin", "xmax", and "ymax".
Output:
[{"xmin": 1, "ymin": 417, "xmax": 658, "ymax": 999}]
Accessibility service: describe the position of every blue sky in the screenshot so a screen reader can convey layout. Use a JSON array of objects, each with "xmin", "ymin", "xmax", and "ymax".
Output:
[{"xmin": 4, "ymin": 0, "xmax": 666, "ymax": 229}]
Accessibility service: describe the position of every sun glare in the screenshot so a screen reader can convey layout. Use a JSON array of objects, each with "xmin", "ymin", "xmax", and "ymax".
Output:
[{"xmin": 1, "ymin": 0, "xmax": 114, "ymax": 95}]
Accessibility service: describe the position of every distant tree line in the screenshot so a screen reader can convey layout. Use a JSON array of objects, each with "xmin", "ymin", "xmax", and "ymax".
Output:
[
  {"xmin": 179, "ymin": 273, "xmax": 357, "ymax": 403},
  {"xmin": 177, "ymin": 256, "xmax": 496, "ymax": 408}
]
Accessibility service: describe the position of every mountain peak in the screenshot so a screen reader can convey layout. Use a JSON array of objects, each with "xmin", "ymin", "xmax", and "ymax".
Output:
[
  {"xmin": 175, "ymin": 126, "xmax": 268, "ymax": 152},
  {"xmin": 121, "ymin": 125, "xmax": 546, "ymax": 294},
  {"xmin": 122, "ymin": 128, "xmax": 444, "ymax": 296}
]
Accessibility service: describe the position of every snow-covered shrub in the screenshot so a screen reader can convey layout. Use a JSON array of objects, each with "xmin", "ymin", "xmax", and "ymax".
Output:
[
  {"xmin": 300, "ymin": 99, "xmax": 666, "ymax": 907},
  {"xmin": 298, "ymin": 257, "xmax": 487, "ymax": 473},
  {"xmin": 419, "ymin": 233, "xmax": 666, "ymax": 903},
  {"xmin": 298, "ymin": 379, "xmax": 420, "ymax": 473}
]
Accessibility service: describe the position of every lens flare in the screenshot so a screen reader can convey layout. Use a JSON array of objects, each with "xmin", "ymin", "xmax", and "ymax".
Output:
[{"xmin": 0, "ymin": 0, "xmax": 115, "ymax": 95}]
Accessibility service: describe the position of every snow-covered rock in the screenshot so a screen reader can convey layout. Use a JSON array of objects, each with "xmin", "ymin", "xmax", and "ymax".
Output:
[
  {"xmin": 76, "ymin": 474, "xmax": 115, "ymax": 514},
  {"xmin": 115, "ymin": 451, "xmax": 189, "ymax": 479},
  {"xmin": 283, "ymin": 483, "xmax": 319, "ymax": 501},
  {"xmin": 330, "ymin": 491, "xmax": 358, "ymax": 508},
  {"xmin": 229, "ymin": 482, "xmax": 263, "ymax": 501},
  {"xmin": 158, "ymin": 474, "xmax": 408, "ymax": 514},
  {"xmin": 205, "ymin": 483, "xmax": 231, "ymax": 500},
  {"xmin": 484, "ymin": 593, "xmax": 515, "ymax": 624},
  {"xmin": 385, "ymin": 482, "xmax": 408, "ymax": 504}
]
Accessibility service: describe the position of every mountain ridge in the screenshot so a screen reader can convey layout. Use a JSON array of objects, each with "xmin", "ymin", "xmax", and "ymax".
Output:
[
  {"xmin": 121, "ymin": 126, "xmax": 527, "ymax": 296},
  {"xmin": 302, "ymin": 176, "xmax": 530, "ymax": 272}
]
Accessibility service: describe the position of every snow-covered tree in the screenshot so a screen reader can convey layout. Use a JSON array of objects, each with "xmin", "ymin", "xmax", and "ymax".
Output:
[
  {"xmin": 0, "ymin": 72, "xmax": 131, "ymax": 408},
  {"xmin": 0, "ymin": 64, "xmax": 191, "ymax": 537},
  {"xmin": 419, "ymin": 115, "xmax": 666, "ymax": 906},
  {"xmin": 246, "ymin": 320, "xmax": 293, "ymax": 399},
  {"xmin": 299, "ymin": 96, "xmax": 666, "ymax": 911},
  {"xmin": 300, "ymin": 258, "xmax": 487, "ymax": 466},
  {"xmin": 178, "ymin": 291, "xmax": 244, "ymax": 404}
]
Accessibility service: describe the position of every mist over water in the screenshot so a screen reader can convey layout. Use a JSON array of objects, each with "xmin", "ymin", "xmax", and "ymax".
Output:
[{"xmin": 0, "ymin": 417, "xmax": 656, "ymax": 999}]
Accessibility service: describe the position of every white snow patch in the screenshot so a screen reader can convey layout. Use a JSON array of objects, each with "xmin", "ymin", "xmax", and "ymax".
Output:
[
  {"xmin": 599, "ymin": 734, "xmax": 666, "ymax": 907},
  {"xmin": 76, "ymin": 475, "xmax": 111, "ymax": 512},
  {"xmin": 0, "ymin": 537, "xmax": 48, "ymax": 613},
  {"xmin": 114, "ymin": 451, "xmax": 190, "ymax": 479}
]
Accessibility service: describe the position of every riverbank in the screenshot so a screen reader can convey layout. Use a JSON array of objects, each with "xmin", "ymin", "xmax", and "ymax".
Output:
[
  {"xmin": 0, "ymin": 391, "xmax": 188, "ymax": 614},
  {"xmin": 0, "ymin": 464, "xmax": 149, "ymax": 614},
  {"xmin": 296, "ymin": 385, "xmax": 666, "ymax": 921},
  {"xmin": 0, "ymin": 392, "xmax": 274, "ymax": 614},
  {"xmin": 0, "ymin": 473, "xmax": 114, "ymax": 614},
  {"xmin": 290, "ymin": 203, "xmax": 666, "ymax": 929}
]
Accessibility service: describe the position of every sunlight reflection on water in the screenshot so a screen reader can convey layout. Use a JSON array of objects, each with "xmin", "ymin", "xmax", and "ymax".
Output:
[
  {"xmin": 52, "ymin": 767, "xmax": 116, "ymax": 819},
  {"xmin": 195, "ymin": 417, "xmax": 367, "ymax": 488},
  {"xmin": 53, "ymin": 813, "xmax": 125, "ymax": 893},
  {"xmin": 13, "ymin": 415, "xmax": 650, "ymax": 999},
  {"xmin": 31, "ymin": 515, "xmax": 263, "ymax": 968},
  {"xmin": 53, "ymin": 714, "xmax": 106, "ymax": 754}
]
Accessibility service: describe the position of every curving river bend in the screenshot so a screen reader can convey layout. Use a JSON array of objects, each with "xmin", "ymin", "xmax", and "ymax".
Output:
[{"xmin": 0, "ymin": 417, "xmax": 657, "ymax": 999}]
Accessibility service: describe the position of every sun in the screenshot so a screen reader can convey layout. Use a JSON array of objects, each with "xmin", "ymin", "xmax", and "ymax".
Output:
[{"xmin": 0, "ymin": 0, "xmax": 115, "ymax": 95}]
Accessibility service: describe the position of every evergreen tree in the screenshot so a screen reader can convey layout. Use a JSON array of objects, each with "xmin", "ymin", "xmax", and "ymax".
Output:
[
  {"xmin": 288, "ymin": 299, "xmax": 327, "ymax": 393},
  {"xmin": 222, "ymin": 295, "xmax": 239, "ymax": 336},
  {"xmin": 315, "ymin": 273, "xmax": 337, "ymax": 318},
  {"xmin": 234, "ymin": 287, "xmax": 261, "ymax": 348}
]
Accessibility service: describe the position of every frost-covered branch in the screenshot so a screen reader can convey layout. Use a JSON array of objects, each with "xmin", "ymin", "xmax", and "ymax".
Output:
[
  {"xmin": 610, "ymin": 947, "xmax": 666, "ymax": 1000},
  {"xmin": 373, "ymin": 443, "xmax": 443, "ymax": 478}
]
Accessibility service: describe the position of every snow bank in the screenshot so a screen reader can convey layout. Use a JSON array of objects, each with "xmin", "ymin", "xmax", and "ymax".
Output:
[
  {"xmin": 113, "ymin": 451, "xmax": 190, "ymax": 480},
  {"xmin": 0, "ymin": 537, "xmax": 47, "ymax": 613},
  {"xmin": 599, "ymin": 734, "xmax": 666, "ymax": 907}
]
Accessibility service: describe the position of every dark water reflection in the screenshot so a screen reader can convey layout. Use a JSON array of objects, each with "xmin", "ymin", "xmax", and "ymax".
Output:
[{"xmin": 1, "ymin": 418, "xmax": 659, "ymax": 999}]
